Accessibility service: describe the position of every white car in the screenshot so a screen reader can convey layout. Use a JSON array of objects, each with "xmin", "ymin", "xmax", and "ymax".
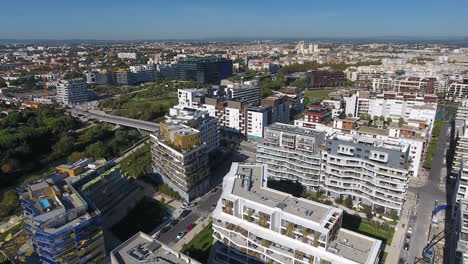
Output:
[{"xmin": 176, "ymin": 231, "xmax": 186, "ymax": 240}]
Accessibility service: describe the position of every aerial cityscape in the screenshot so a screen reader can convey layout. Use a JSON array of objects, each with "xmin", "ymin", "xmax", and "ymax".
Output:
[{"xmin": 1, "ymin": 1, "xmax": 468, "ymax": 264}]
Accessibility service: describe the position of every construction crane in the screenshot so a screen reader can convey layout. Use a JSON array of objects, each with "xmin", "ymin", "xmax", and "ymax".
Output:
[{"xmin": 417, "ymin": 227, "xmax": 457, "ymax": 263}]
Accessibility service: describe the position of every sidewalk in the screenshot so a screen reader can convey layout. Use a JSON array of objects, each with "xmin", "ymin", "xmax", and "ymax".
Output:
[
  {"xmin": 385, "ymin": 192, "xmax": 417, "ymax": 264},
  {"xmin": 173, "ymin": 213, "xmax": 213, "ymax": 251}
]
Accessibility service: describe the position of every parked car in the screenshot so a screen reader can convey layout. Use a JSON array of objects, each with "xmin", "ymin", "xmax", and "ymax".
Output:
[
  {"xmin": 185, "ymin": 224, "xmax": 195, "ymax": 232},
  {"xmin": 404, "ymin": 243, "xmax": 410, "ymax": 251},
  {"xmin": 179, "ymin": 210, "xmax": 191, "ymax": 218},
  {"xmin": 176, "ymin": 231, "xmax": 187, "ymax": 240}
]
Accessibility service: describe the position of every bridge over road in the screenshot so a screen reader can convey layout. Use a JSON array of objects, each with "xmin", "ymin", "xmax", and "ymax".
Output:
[{"xmin": 70, "ymin": 108, "xmax": 159, "ymax": 132}]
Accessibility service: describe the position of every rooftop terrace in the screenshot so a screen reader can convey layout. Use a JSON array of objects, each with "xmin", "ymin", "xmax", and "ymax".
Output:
[
  {"xmin": 230, "ymin": 163, "xmax": 340, "ymax": 226},
  {"xmin": 111, "ymin": 232, "xmax": 201, "ymax": 264}
]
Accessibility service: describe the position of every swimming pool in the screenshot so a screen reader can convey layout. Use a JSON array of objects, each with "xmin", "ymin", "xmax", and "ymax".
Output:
[{"xmin": 39, "ymin": 199, "xmax": 51, "ymax": 209}]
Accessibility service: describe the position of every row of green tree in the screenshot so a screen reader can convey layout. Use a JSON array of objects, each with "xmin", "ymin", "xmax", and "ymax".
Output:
[{"xmin": 278, "ymin": 60, "xmax": 382, "ymax": 74}]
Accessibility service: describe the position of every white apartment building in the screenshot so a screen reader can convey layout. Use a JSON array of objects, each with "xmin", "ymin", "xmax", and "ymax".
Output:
[
  {"xmin": 456, "ymin": 99, "xmax": 468, "ymax": 120},
  {"xmin": 56, "ymin": 78, "xmax": 88, "ymax": 105},
  {"xmin": 454, "ymin": 161, "xmax": 468, "ymax": 263},
  {"xmin": 129, "ymin": 65, "xmax": 155, "ymax": 73},
  {"xmin": 320, "ymin": 134, "xmax": 410, "ymax": 215},
  {"xmin": 351, "ymin": 126, "xmax": 426, "ymax": 178},
  {"xmin": 211, "ymin": 163, "xmax": 382, "ymax": 264},
  {"xmin": 257, "ymin": 123, "xmax": 326, "ymax": 189},
  {"xmin": 178, "ymin": 89, "xmax": 205, "ymax": 108},
  {"xmin": 117, "ymin": 52, "xmax": 139, "ymax": 59},
  {"xmin": 345, "ymin": 93, "xmax": 437, "ymax": 128},
  {"xmin": 449, "ymin": 82, "xmax": 468, "ymax": 98},
  {"xmin": 371, "ymin": 77, "xmax": 433, "ymax": 93}
]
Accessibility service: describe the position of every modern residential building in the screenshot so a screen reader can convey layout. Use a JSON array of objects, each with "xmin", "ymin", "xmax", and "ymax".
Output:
[
  {"xmin": 276, "ymin": 87, "xmax": 305, "ymax": 117},
  {"xmin": 117, "ymin": 52, "xmax": 139, "ymax": 59},
  {"xmin": 302, "ymin": 104, "xmax": 333, "ymax": 124},
  {"xmin": 56, "ymin": 78, "xmax": 88, "ymax": 105},
  {"xmin": 211, "ymin": 162, "xmax": 382, "ymax": 264},
  {"xmin": 449, "ymin": 82, "xmax": 468, "ymax": 98},
  {"xmin": 345, "ymin": 92, "xmax": 437, "ymax": 128},
  {"xmin": 63, "ymin": 159, "xmax": 137, "ymax": 214},
  {"xmin": 151, "ymin": 122, "xmax": 210, "ymax": 202},
  {"xmin": 19, "ymin": 159, "xmax": 109, "ymax": 264},
  {"xmin": 177, "ymin": 57, "xmax": 233, "ymax": 84},
  {"xmin": 257, "ymin": 123, "xmax": 326, "ymax": 189},
  {"xmin": 225, "ymin": 83, "xmax": 260, "ymax": 106},
  {"xmin": 167, "ymin": 107, "xmax": 220, "ymax": 153},
  {"xmin": 320, "ymin": 134, "xmax": 410, "ymax": 215},
  {"xmin": 110, "ymin": 232, "xmax": 201, "ymax": 264},
  {"xmin": 371, "ymin": 77, "xmax": 437, "ymax": 94},
  {"xmin": 246, "ymin": 106, "xmax": 271, "ymax": 140},
  {"xmin": 307, "ymin": 70, "xmax": 345, "ymax": 88},
  {"xmin": 261, "ymin": 95, "xmax": 290, "ymax": 125}
]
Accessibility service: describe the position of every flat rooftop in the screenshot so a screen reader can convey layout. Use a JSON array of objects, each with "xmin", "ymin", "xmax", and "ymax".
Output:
[
  {"xmin": 111, "ymin": 232, "xmax": 200, "ymax": 264},
  {"xmin": 327, "ymin": 229, "xmax": 381, "ymax": 264},
  {"xmin": 266, "ymin": 122, "xmax": 325, "ymax": 137},
  {"xmin": 231, "ymin": 163, "xmax": 340, "ymax": 225}
]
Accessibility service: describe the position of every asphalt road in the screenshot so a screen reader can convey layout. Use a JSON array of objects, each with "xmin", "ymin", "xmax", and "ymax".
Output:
[
  {"xmin": 405, "ymin": 124, "xmax": 448, "ymax": 263},
  {"xmin": 69, "ymin": 107, "xmax": 159, "ymax": 132}
]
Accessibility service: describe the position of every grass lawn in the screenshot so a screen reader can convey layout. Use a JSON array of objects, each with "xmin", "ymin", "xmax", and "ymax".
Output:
[
  {"xmin": 303, "ymin": 89, "xmax": 334, "ymax": 102},
  {"xmin": 111, "ymin": 197, "xmax": 169, "ymax": 241},
  {"xmin": 181, "ymin": 222, "xmax": 213, "ymax": 263},
  {"xmin": 342, "ymin": 213, "xmax": 394, "ymax": 245}
]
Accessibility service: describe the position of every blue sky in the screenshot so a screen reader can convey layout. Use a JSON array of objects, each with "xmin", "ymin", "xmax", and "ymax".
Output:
[{"xmin": 1, "ymin": 0, "xmax": 467, "ymax": 39}]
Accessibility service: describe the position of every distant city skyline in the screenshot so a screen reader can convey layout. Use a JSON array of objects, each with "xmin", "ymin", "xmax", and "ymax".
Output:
[{"xmin": 1, "ymin": 0, "xmax": 468, "ymax": 40}]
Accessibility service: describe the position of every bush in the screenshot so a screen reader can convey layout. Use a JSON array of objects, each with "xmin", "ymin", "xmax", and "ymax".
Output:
[
  {"xmin": 344, "ymin": 196, "xmax": 353, "ymax": 209},
  {"xmin": 335, "ymin": 197, "xmax": 343, "ymax": 204},
  {"xmin": 375, "ymin": 206, "xmax": 385, "ymax": 215},
  {"xmin": 159, "ymin": 184, "xmax": 181, "ymax": 200}
]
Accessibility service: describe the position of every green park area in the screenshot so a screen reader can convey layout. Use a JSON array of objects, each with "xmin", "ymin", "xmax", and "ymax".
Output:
[
  {"xmin": 99, "ymin": 80, "xmax": 210, "ymax": 121},
  {"xmin": 303, "ymin": 89, "xmax": 334, "ymax": 103},
  {"xmin": 181, "ymin": 222, "xmax": 214, "ymax": 263},
  {"xmin": 111, "ymin": 197, "xmax": 170, "ymax": 241},
  {"xmin": 342, "ymin": 213, "xmax": 395, "ymax": 245}
]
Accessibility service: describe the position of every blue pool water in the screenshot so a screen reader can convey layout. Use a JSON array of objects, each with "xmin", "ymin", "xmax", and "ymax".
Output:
[{"xmin": 39, "ymin": 199, "xmax": 51, "ymax": 209}]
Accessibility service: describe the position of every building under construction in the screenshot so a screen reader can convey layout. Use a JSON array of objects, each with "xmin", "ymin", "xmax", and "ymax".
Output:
[{"xmin": 19, "ymin": 159, "xmax": 134, "ymax": 264}]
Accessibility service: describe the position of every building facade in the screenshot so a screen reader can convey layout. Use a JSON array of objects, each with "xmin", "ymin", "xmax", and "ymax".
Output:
[
  {"xmin": 320, "ymin": 134, "xmax": 410, "ymax": 215},
  {"xmin": 177, "ymin": 58, "xmax": 233, "ymax": 84},
  {"xmin": 257, "ymin": 123, "xmax": 326, "ymax": 190},
  {"xmin": 56, "ymin": 78, "xmax": 88, "ymax": 105},
  {"xmin": 151, "ymin": 122, "xmax": 210, "ymax": 202},
  {"xmin": 211, "ymin": 163, "xmax": 382, "ymax": 264},
  {"xmin": 19, "ymin": 160, "xmax": 109, "ymax": 264}
]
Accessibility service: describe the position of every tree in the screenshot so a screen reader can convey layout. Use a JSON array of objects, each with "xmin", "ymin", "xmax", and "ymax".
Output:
[
  {"xmin": 344, "ymin": 196, "xmax": 353, "ymax": 209},
  {"xmin": 85, "ymin": 141, "xmax": 109, "ymax": 159},
  {"xmin": 379, "ymin": 116, "xmax": 385, "ymax": 121},
  {"xmin": 63, "ymin": 72, "xmax": 84, "ymax": 80},
  {"xmin": 386, "ymin": 117, "xmax": 393, "ymax": 124},
  {"xmin": 347, "ymin": 113, "xmax": 353, "ymax": 118},
  {"xmin": 375, "ymin": 206, "xmax": 385, "ymax": 215},
  {"xmin": 335, "ymin": 197, "xmax": 343, "ymax": 205},
  {"xmin": 361, "ymin": 205, "xmax": 373, "ymax": 220},
  {"xmin": 52, "ymin": 134, "xmax": 75, "ymax": 157},
  {"xmin": 398, "ymin": 117, "xmax": 405, "ymax": 126},
  {"xmin": 68, "ymin": 151, "xmax": 86, "ymax": 161},
  {"xmin": 0, "ymin": 77, "xmax": 6, "ymax": 88},
  {"xmin": 373, "ymin": 116, "xmax": 379, "ymax": 121}
]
